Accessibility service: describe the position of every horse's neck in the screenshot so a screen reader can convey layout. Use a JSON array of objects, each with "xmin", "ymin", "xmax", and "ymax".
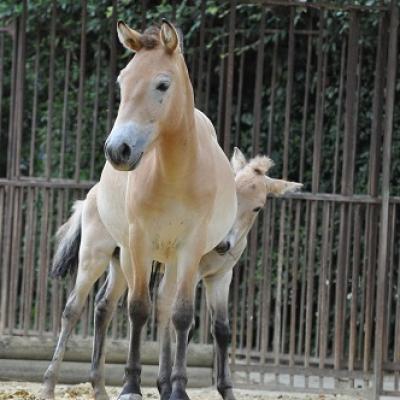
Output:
[{"xmin": 155, "ymin": 111, "xmax": 199, "ymax": 180}]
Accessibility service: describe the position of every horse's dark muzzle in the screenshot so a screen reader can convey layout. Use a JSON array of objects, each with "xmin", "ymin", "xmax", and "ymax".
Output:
[{"xmin": 104, "ymin": 141, "xmax": 143, "ymax": 171}]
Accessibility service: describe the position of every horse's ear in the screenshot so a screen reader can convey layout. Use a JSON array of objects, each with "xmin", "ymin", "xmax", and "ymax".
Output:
[
  {"xmin": 160, "ymin": 19, "xmax": 179, "ymax": 53},
  {"xmin": 117, "ymin": 20, "xmax": 142, "ymax": 52},
  {"xmin": 265, "ymin": 177, "xmax": 303, "ymax": 196},
  {"xmin": 231, "ymin": 147, "xmax": 247, "ymax": 174}
]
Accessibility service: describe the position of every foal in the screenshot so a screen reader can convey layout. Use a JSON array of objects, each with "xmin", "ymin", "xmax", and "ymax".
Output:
[
  {"xmin": 42, "ymin": 20, "xmax": 237, "ymax": 400},
  {"xmin": 43, "ymin": 148, "xmax": 301, "ymax": 400}
]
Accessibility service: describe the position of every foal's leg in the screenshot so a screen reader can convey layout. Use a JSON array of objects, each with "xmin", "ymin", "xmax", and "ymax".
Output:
[
  {"xmin": 90, "ymin": 256, "xmax": 127, "ymax": 400},
  {"xmin": 156, "ymin": 265, "xmax": 177, "ymax": 400},
  {"xmin": 203, "ymin": 270, "xmax": 236, "ymax": 400},
  {"xmin": 119, "ymin": 241, "xmax": 152, "ymax": 400},
  {"xmin": 41, "ymin": 199, "xmax": 115, "ymax": 400}
]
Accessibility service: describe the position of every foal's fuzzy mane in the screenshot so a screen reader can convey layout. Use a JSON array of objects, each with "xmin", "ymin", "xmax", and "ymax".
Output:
[{"xmin": 248, "ymin": 155, "xmax": 274, "ymax": 175}]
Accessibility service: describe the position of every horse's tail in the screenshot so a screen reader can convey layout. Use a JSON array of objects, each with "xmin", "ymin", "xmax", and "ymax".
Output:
[{"xmin": 51, "ymin": 200, "xmax": 84, "ymax": 278}]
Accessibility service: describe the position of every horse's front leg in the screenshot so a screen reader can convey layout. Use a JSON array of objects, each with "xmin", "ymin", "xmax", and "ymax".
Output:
[
  {"xmin": 156, "ymin": 264, "xmax": 177, "ymax": 400},
  {"xmin": 170, "ymin": 239, "xmax": 204, "ymax": 400},
  {"xmin": 203, "ymin": 271, "xmax": 236, "ymax": 400},
  {"xmin": 119, "ymin": 240, "xmax": 152, "ymax": 400},
  {"xmin": 90, "ymin": 255, "xmax": 127, "ymax": 400}
]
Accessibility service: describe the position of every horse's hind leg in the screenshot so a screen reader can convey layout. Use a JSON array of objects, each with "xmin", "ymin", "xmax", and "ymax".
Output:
[
  {"xmin": 203, "ymin": 270, "xmax": 236, "ymax": 400},
  {"xmin": 90, "ymin": 255, "xmax": 127, "ymax": 400},
  {"xmin": 41, "ymin": 253, "xmax": 111, "ymax": 399},
  {"xmin": 41, "ymin": 198, "xmax": 115, "ymax": 399}
]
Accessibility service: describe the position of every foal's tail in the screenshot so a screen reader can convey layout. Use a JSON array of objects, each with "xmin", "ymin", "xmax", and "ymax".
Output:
[{"xmin": 51, "ymin": 200, "xmax": 84, "ymax": 278}]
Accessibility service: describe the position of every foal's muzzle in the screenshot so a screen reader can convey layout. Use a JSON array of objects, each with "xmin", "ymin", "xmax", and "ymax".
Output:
[{"xmin": 215, "ymin": 240, "xmax": 231, "ymax": 255}]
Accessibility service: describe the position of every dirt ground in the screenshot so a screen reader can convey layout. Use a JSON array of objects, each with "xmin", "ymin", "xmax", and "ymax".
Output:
[{"xmin": 0, "ymin": 382, "xmax": 362, "ymax": 400}]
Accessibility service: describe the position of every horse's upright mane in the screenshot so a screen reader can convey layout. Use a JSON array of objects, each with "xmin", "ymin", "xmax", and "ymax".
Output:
[
  {"xmin": 140, "ymin": 25, "xmax": 184, "ymax": 53},
  {"xmin": 140, "ymin": 26, "xmax": 161, "ymax": 49}
]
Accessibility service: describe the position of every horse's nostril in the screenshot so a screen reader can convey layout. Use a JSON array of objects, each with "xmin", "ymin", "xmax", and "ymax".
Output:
[{"xmin": 119, "ymin": 143, "xmax": 131, "ymax": 161}]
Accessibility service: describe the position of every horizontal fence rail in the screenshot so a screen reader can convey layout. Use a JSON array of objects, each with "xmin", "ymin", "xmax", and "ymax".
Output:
[{"xmin": 0, "ymin": 1, "xmax": 398, "ymax": 399}]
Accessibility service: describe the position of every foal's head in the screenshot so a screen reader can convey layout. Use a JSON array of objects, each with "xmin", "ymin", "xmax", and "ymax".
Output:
[
  {"xmin": 105, "ymin": 20, "xmax": 192, "ymax": 171},
  {"xmin": 216, "ymin": 148, "xmax": 302, "ymax": 254}
]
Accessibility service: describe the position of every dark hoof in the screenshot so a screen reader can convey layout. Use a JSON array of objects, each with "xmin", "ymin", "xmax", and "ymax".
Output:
[
  {"xmin": 160, "ymin": 390, "xmax": 172, "ymax": 400},
  {"xmin": 169, "ymin": 388, "xmax": 190, "ymax": 400},
  {"xmin": 118, "ymin": 395, "xmax": 142, "ymax": 400},
  {"xmin": 158, "ymin": 384, "xmax": 171, "ymax": 400},
  {"xmin": 215, "ymin": 241, "xmax": 230, "ymax": 255},
  {"xmin": 218, "ymin": 387, "xmax": 236, "ymax": 400}
]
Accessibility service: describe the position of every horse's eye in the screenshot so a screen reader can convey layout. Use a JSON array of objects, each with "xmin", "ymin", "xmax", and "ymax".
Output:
[
  {"xmin": 156, "ymin": 81, "xmax": 170, "ymax": 92},
  {"xmin": 253, "ymin": 207, "xmax": 262, "ymax": 212}
]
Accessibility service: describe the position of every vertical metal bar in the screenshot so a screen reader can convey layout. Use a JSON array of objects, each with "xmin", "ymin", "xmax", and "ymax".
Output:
[
  {"xmin": 59, "ymin": 50, "xmax": 71, "ymax": 178},
  {"xmin": 373, "ymin": 2, "xmax": 398, "ymax": 398},
  {"xmin": 107, "ymin": 0, "xmax": 117, "ymax": 133},
  {"xmin": 304, "ymin": 9, "xmax": 325, "ymax": 374},
  {"xmin": 383, "ymin": 205, "xmax": 396, "ymax": 363},
  {"xmin": 282, "ymin": 7, "xmax": 295, "ymax": 179},
  {"xmin": 260, "ymin": 201, "xmax": 273, "ymax": 374},
  {"xmin": 6, "ymin": 19, "xmax": 17, "ymax": 180},
  {"xmin": 196, "ymin": 0, "xmax": 206, "ymax": 108},
  {"xmin": 245, "ymin": 224, "xmax": 258, "ymax": 368},
  {"xmin": 332, "ymin": 39, "xmax": 346, "ymax": 193},
  {"xmin": 348, "ymin": 205, "xmax": 361, "ymax": 379},
  {"xmin": 273, "ymin": 203, "xmax": 286, "ymax": 373},
  {"xmin": 90, "ymin": 42, "xmax": 101, "ymax": 180},
  {"xmin": 13, "ymin": 0, "xmax": 27, "ymax": 179},
  {"xmin": 231, "ymin": 263, "xmax": 240, "ymax": 371},
  {"xmin": 318, "ymin": 202, "xmax": 330, "ymax": 385},
  {"xmin": 38, "ymin": 189, "xmax": 50, "ymax": 335},
  {"xmin": 297, "ymin": 201, "xmax": 310, "ymax": 355},
  {"xmin": 289, "ymin": 200, "xmax": 301, "ymax": 371},
  {"xmin": 204, "ymin": 50, "xmax": 212, "ymax": 116},
  {"xmin": 216, "ymin": 42, "xmax": 225, "ymax": 143},
  {"xmin": 267, "ymin": 40, "xmax": 278, "ymax": 155},
  {"xmin": 45, "ymin": 0, "xmax": 56, "ymax": 180},
  {"xmin": 281, "ymin": 200, "xmax": 292, "ymax": 353},
  {"xmin": 394, "ymin": 237, "xmax": 400, "ymax": 390},
  {"xmin": 364, "ymin": 9, "xmax": 388, "ymax": 374},
  {"xmin": 299, "ymin": 27, "xmax": 312, "ymax": 182},
  {"xmin": 29, "ymin": 39, "xmax": 40, "ymax": 177},
  {"xmin": 234, "ymin": 41, "xmax": 244, "ymax": 148},
  {"xmin": 8, "ymin": 188, "xmax": 22, "ymax": 333},
  {"xmin": 22, "ymin": 188, "xmax": 34, "ymax": 332},
  {"xmin": 335, "ymin": 10, "xmax": 359, "ymax": 374},
  {"xmin": 223, "ymin": 0, "xmax": 236, "ymax": 154},
  {"xmin": 74, "ymin": 0, "xmax": 87, "ymax": 182},
  {"xmin": 0, "ymin": 34, "xmax": 3, "ymax": 145},
  {"xmin": 252, "ymin": 6, "xmax": 266, "ymax": 155}
]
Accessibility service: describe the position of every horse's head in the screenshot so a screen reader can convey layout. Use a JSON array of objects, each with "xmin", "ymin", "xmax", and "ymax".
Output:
[
  {"xmin": 215, "ymin": 148, "xmax": 303, "ymax": 255},
  {"xmin": 105, "ymin": 20, "xmax": 192, "ymax": 171}
]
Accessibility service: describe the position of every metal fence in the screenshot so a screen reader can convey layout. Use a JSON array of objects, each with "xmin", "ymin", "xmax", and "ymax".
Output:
[{"xmin": 0, "ymin": 1, "xmax": 399, "ymax": 399}]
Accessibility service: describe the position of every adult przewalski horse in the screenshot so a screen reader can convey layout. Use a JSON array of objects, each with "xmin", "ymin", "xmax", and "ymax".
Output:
[
  {"xmin": 42, "ymin": 149, "xmax": 301, "ymax": 400},
  {"xmin": 41, "ymin": 20, "xmax": 237, "ymax": 400}
]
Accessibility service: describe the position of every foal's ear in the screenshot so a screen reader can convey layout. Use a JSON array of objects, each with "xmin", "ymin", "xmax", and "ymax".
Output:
[
  {"xmin": 231, "ymin": 147, "xmax": 247, "ymax": 174},
  {"xmin": 265, "ymin": 177, "xmax": 303, "ymax": 196},
  {"xmin": 160, "ymin": 19, "xmax": 179, "ymax": 53},
  {"xmin": 117, "ymin": 20, "xmax": 142, "ymax": 52}
]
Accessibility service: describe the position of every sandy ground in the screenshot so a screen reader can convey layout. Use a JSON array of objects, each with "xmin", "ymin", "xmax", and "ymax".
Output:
[{"xmin": 0, "ymin": 382, "xmax": 362, "ymax": 400}]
